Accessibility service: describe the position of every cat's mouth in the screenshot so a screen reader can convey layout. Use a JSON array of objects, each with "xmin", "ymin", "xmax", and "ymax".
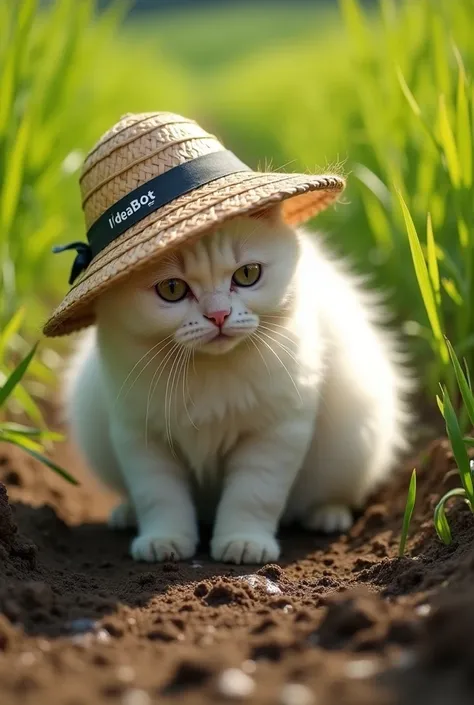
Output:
[
  {"xmin": 210, "ymin": 328, "xmax": 251, "ymax": 342},
  {"xmin": 206, "ymin": 331, "xmax": 232, "ymax": 345},
  {"xmin": 198, "ymin": 327, "xmax": 248, "ymax": 355}
]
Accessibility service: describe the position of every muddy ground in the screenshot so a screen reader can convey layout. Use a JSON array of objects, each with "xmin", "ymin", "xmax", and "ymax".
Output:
[{"xmin": 1, "ymin": 406, "xmax": 474, "ymax": 705}]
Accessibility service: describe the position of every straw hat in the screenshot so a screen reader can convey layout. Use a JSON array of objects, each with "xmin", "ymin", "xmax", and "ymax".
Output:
[{"xmin": 43, "ymin": 111, "xmax": 345, "ymax": 337}]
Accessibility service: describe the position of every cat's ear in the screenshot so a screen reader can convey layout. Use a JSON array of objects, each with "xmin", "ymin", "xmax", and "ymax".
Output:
[{"xmin": 251, "ymin": 204, "xmax": 283, "ymax": 226}]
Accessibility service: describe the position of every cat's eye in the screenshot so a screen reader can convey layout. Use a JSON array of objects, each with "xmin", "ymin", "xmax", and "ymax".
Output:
[
  {"xmin": 232, "ymin": 263, "xmax": 261, "ymax": 287},
  {"xmin": 155, "ymin": 278, "xmax": 189, "ymax": 302}
]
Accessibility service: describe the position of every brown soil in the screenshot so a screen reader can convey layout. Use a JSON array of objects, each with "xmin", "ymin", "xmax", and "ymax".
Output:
[{"xmin": 0, "ymin": 411, "xmax": 473, "ymax": 705}]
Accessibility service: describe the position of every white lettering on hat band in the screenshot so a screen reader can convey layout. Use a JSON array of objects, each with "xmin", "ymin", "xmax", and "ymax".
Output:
[{"xmin": 108, "ymin": 190, "xmax": 155, "ymax": 230}]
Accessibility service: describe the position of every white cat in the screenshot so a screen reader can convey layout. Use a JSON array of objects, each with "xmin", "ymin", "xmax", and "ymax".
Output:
[{"xmin": 65, "ymin": 206, "xmax": 412, "ymax": 564}]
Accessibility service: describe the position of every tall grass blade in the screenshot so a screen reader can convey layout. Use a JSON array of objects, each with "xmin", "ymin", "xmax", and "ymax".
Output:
[
  {"xmin": 0, "ymin": 307, "xmax": 25, "ymax": 360},
  {"xmin": 446, "ymin": 339, "xmax": 474, "ymax": 428},
  {"xmin": 0, "ymin": 109, "xmax": 32, "ymax": 237},
  {"xmin": 0, "ymin": 422, "xmax": 62, "ymax": 443},
  {"xmin": 339, "ymin": 0, "xmax": 368, "ymax": 53},
  {"xmin": 396, "ymin": 66, "xmax": 440, "ymax": 150},
  {"xmin": 442, "ymin": 386, "xmax": 474, "ymax": 503},
  {"xmin": 426, "ymin": 213, "xmax": 440, "ymax": 306},
  {"xmin": 438, "ymin": 94, "xmax": 461, "ymax": 189},
  {"xmin": 396, "ymin": 67, "xmax": 422, "ymax": 118},
  {"xmin": 436, "ymin": 394, "xmax": 444, "ymax": 416},
  {"xmin": 1, "ymin": 434, "xmax": 78, "ymax": 485},
  {"xmin": 10, "ymin": 382, "xmax": 43, "ymax": 426},
  {"xmin": 360, "ymin": 186, "xmax": 393, "ymax": 251},
  {"xmin": 0, "ymin": 429, "xmax": 44, "ymax": 453},
  {"xmin": 397, "ymin": 190, "xmax": 448, "ymax": 364},
  {"xmin": 455, "ymin": 56, "xmax": 472, "ymax": 187},
  {"xmin": 399, "ymin": 469, "xmax": 416, "ymax": 557},
  {"xmin": 432, "ymin": 15, "xmax": 451, "ymax": 97},
  {"xmin": 434, "ymin": 487, "xmax": 468, "ymax": 545},
  {"xmin": 0, "ymin": 44, "xmax": 15, "ymax": 141},
  {"xmin": 441, "ymin": 278, "xmax": 463, "ymax": 305},
  {"xmin": 0, "ymin": 342, "xmax": 38, "ymax": 406}
]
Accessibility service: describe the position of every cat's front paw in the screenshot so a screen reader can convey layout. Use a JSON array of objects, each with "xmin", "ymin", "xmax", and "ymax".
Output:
[
  {"xmin": 303, "ymin": 504, "xmax": 353, "ymax": 534},
  {"xmin": 131, "ymin": 533, "xmax": 197, "ymax": 562},
  {"xmin": 211, "ymin": 533, "xmax": 280, "ymax": 565},
  {"xmin": 108, "ymin": 501, "xmax": 136, "ymax": 530}
]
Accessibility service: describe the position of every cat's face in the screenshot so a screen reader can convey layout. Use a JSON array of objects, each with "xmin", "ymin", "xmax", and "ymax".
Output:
[{"xmin": 98, "ymin": 208, "xmax": 299, "ymax": 356}]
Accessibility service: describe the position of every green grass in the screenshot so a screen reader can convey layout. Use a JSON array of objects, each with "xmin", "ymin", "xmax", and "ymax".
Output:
[
  {"xmin": 0, "ymin": 310, "xmax": 77, "ymax": 484},
  {"xmin": 432, "ymin": 346, "xmax": 474, "ymax": 545},
  {"xmin": 125, "ymin": 2, "xmax": 328, "ymax": 74},
  {"xmin": 399, "ymin": 468, "xmax": 416, "ymax": 557}
]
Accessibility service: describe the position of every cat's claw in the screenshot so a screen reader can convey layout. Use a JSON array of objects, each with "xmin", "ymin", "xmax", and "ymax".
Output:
[
  {"xmin": 211, "ymin": 533, "xmax": 280, "ymax": 565},
  {"xmin": 303, "ymin": 504, "xmax": 353, "ymax": 534},
  {"xmin": 108, "ymin": 501, "xmax": 136, "ymax": 530},
  {"xmin": 131, "ymin": 534, "xmax": 196, "ymax": 562}
]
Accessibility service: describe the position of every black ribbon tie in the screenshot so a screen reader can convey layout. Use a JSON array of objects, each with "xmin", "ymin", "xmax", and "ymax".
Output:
[{"xmin": 52, "ymin": 242, "xmax": 93, "ymax": 285}]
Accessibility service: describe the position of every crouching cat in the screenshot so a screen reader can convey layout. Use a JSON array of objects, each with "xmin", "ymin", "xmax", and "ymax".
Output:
[{"xmin": 65, "ymin": 207, "xmax": 411, "ymax": 564}]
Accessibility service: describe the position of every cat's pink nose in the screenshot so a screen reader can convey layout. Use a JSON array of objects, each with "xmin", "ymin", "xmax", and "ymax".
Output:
[{"xmin": 205, "ymin": 309, "xmax": 231, "ymax": 327}]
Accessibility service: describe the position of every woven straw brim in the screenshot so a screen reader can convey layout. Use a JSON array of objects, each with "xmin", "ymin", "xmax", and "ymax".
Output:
[{"xmin": 43, "ymin": 170, "xmax": 344, "ymax": 337}]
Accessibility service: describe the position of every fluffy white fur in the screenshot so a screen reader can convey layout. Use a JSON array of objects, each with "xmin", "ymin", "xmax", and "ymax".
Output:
[{"xmin": 65, "ymin": 207, "xmax": 411, "ymax": 565}]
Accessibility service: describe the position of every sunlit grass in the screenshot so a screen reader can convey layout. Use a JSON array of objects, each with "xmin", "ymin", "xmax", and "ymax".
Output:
[
  {"xmin": 0, "ymin": 311, "xmax": 77, "ymax": 484},
  {"xmin": 433, "ymin": 345, "xmax": 474, "ymax": 545},
  {"xmin": 337, "ymin": 0, "xmax": 474, "ymax": 398},
  {"xmin": 125, "ymin": 1, "xmax": 327, "ymax": 73},
  {"xmin": 399, "ymin": 469, "xmax": 416, "ymax": 557}
]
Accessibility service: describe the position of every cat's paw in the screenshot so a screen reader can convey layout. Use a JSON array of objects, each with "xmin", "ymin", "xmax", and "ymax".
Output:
[
  {"xmin": 211, "ymin": 533, "xmax": 280, "ymax": 565},
  {"xmin": 303, "ymin": 504, "xmax": 353, "ymax": 534},
  {"xmin": 108, "ymin": 501, "xmax": 136, "ymax": 530},
  {"xmin": 131, "ymin": 533, "xmax": 196, "ymax": 562}
]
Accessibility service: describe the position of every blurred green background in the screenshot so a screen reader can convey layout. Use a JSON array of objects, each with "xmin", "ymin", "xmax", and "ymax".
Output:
[{"xmin": 1, "ymin": 0, "xmax": 474, "ymax": 414}]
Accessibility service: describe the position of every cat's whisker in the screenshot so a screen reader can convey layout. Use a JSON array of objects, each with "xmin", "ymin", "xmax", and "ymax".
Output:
[
  {"xmin": 168, "ymin": 344, "xmax": 191, "ymax": 452},
  {"xmin": 257, "ymin": 330, "xmax": 301, "ymax": 367},
  {"xmin": 182, "ymin": 348, "xmax": 198, "ymax": 429},
  {"xmin": 145, "ymin": 344, "xmax": 175, "ymax": 446},
  {"xmin": 258, "ymin": 323, "xmax": 297, "ymax": 347},
  {"xmin": 249, "ymin": 333, "xmax": 272, "ymax": 377},
  {"xmin": 163, "ymin": 351, "xmax": 176, "ymax": 453},
  {"xmin": 163, "ymin": 347, "xmax": 181, "ymax": 455},
  {"xmin": 116, "ymin": 335, "xmax": 174, "ymax": 402},
  {"xmin": 174, "ymin": 347, "xmax": 191, "ymax": 434},
  {"xmin": 258, "ymin": 327, "xmax": 302, "ymax": 366},
  {"xmin": 121, "ymin": 341, "xmax": 175, "ymax": 402},
  {"xmin": 259, "ymin": 319, "xmax": 295, "ymax": 333},
  {"xmin": 261, "ymin": 318, "xmax": 294, "ymax": 327},
  {"xmin": 172, "ymin": 348, "xmax": 187, "ymax": 454},
  {"xmin": 254, "ymin": 332, "xmax": 302, "ymax": 402},
  {"xmin": 164, "ymin": 344, "xmax": 186, "ymax": 455},
  {"xmin": 259, "ymin": 328, "xmax": 329, "ymax": 409},
  {"xmin": 145, "ymin": 342, "xmax": 180, "ymax": 446},
  {"xmin": 149, "ymin": 342, "xmax": 180, "ymax": 402},
  {"xmin": 259, "ymin": 313, "xmax": 292, "ymax": 319}
]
